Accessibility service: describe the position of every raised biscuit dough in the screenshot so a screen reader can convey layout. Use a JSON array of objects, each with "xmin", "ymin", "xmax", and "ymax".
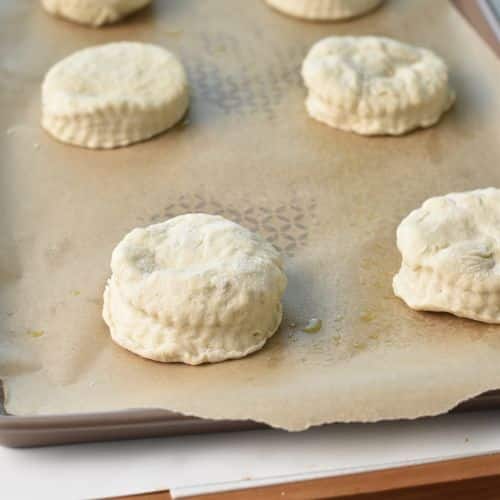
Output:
[
  {"xmin": 301, "ymin": 36, "xmax": 455, "ymax": 135},
  {"xmin": 41, "ymin": 42, "xmax": 189, "ymax": 149},
  {"xmin": 393, "ymin": 188, "xmax": 500, "ymax": 323},
  {"xmin": 41, "ymin": 0, "xmax": 152, "ymax": 27},
  {"xmin": 265, "ymin": 0, "xmax": 383, "ymax": 20},
  {"xmin": 103, "ymin": 214, "xmax": 288, "ymax": 365}
]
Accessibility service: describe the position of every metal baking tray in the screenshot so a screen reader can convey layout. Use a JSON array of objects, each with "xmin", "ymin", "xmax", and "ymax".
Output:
[
  {"xmin": 1, "ymin": 381, "xmax": 499, "ymax": 447},
  {"xmin": 1, "ymin": 0, "xmax": 500, "ymax": 449}
]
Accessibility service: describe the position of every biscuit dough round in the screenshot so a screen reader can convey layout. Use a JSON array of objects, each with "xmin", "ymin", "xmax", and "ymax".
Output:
[
  {"xmin": 41, "ymin": 0, "xmax": 152, "ymax": 27},
  {"xmin": 41, "ymin": 42, "xmax": 189, "ymax": 149},
  {"xmin": 103, "ymin": 214, "xmax": 287, "ymax": 364},
  {"xmin": 393, "ymin": 188, "xmax": 500, "ymax": 323},
  {"xmin": 265, "ymin": 0, "xmax": 383, "ymax": 20},
  {"xmin": 301, "ymin": 36, "xmax": 455, "ymax": 135}
]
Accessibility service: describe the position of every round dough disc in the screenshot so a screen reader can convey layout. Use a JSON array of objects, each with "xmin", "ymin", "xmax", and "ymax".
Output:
[
  {"xmin": 41, "ymin": 0, "xmax": 152, "ymax": 27},
  {"xmin": 301, "ymin": 36, "xmax": 455, "ymax": 135},
  {"xmin": 41, "ymin": 42, "xmax": 189, "ymax": 149},
  {"xmin": 103, "ymin": 214, "xmax": 288, "ymax": 364},
  {"xmin": 265, "ymin": 0, "xmax": 383, "ymax": 20},
  {"xmin": 393, "ymin": 188, "xmax": 500, "ymax": 323}
]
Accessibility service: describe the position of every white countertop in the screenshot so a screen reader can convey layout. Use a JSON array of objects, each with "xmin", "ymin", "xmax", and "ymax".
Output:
[{"xmin": 1, "ymin": 409, "xmax": 500, "ymax": 499}]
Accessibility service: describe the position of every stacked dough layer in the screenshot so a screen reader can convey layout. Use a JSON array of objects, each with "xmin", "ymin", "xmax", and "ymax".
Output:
[
  {"xmin": 41, "ymin": 42, "xmax": 189, "ymax": 149},
  {"xmin": 393, "ymin": 188, "xmax": 500, "ymax": 323},
  {"xmin": 301, "ymin": 36, "xmax": 455, "ymax": 135},
  {"xmin": 103, "ymin": 214, "xmax": 287, "ymax": 364},
  {"xmin": 41, "ymin": 0, "xmax": 152, "ymax": 27}
]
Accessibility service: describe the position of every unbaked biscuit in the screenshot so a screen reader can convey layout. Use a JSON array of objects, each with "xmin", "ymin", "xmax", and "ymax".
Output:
[
  {"xmin": 265, "ymin": 0, "xmax": 383, "ymax": 21},
  {"xmin": 393, "ymin": 188, "xmax": 500, "ymax": 323},
  {"xmin": 301, "ymin": 36, "xmax": 455, "ymax": 135},
  {"xmin": 41, "ymin": 42, "xmax": 189, "ymax": 149},
  {"xmin": 41, "ymin": 0, "xmax": 152, "ymax": 27},
  {"xmin": 103, "ymin": 214, "xmax": 287, "ymax": 364}
]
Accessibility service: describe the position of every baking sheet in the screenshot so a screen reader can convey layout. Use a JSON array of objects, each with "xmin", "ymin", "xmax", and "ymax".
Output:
[
  {"xmin": 1, "ymin": 0, "xmax": 499, "ymax": 431},
  {"xmin": 1, "ymin": 386, "xmax": 499, "ymax": 448}
]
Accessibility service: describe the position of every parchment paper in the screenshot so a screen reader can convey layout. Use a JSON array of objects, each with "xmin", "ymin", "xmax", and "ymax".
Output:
[{"xmin": 1, "ymin": 0, "xmax": 499, "ymax": 431}]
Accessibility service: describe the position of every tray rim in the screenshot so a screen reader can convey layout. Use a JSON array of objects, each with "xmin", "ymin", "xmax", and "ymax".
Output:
[{"xmin": 1, "ymin": 388, "xmax": 499, "ymax": 431}]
